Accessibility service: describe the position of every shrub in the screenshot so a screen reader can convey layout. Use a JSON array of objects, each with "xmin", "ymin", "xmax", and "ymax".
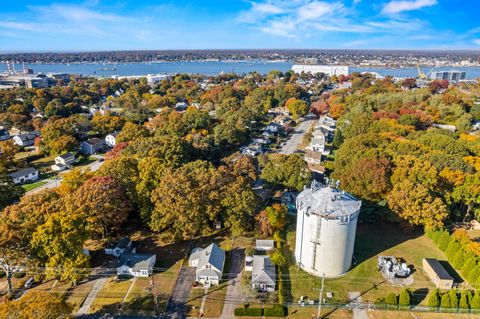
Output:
[
  {"xmin": 13, "ymin": 272, "xmax": 26, "ymax": 279},
  {"xmin": 440, "ymin": 293, "xmax": 451, "ymax": 308},
  {"xmin": 427, "ymin": 289, "xmax": 441, "ymax": 308},
  {"xmin": 459, "ymin": 290, "xmax": 471, "ymax": 309},
  {"xmin": 264, "ymin": 305, "xmax": 286, "ymax": 317},
  {"xmin": 398, "ymin": 289, "xmax": 411, "ymax": 306},
  {"xmin": 235, "ymin": 307, "xmax": 264, "ymax": 316},
  {"xmin": 449, "ymin": 290, "xmax": 459, "ymax": 309},
  {"xmin": 445, "ymin": 242, "xmax": 461, "ymax": 261},
  {"xmin": 467, "ymin": 267, "xmax": 480, "ymax": 284},
  {"xmin": 438, "ymin": 231, "xmax": 451, "ymax": 251},
  {"xmin": 432, "ymin": 230, "xmax": 442, "ymax": 244},
  {"xmin": 471, "ymin": 292, "xmax": 480, "ymax": 309},
  {"xmin": 384, "ymin": 292, "xmax": 398, "ymax": 305},
  {"xmin": 452, "ymin": 250, "xmax": 465, "ymax": 270}
]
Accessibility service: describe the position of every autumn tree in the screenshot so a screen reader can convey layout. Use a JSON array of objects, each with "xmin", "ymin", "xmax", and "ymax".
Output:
[
  {"xmin": 57, "ymin": 168, "xmax": 94, "ymax": 196},
  {"xmin": 116, "ymin": 122, "xmax": 150, "ymax": 143},
  {"xmin": 285, "ymin": 98, "xmax": 308, "ymax": 119},
  {"xmin": 452, "ymin": 173, "xmax": 480, "ymax": 221},
  {"xmin": 260, "ymin": 154, "xmax": 312, "ymax": 191},
  {"xmin": 66, "ymin": 176, "xmax": 131, "ymax": 238},
  {"xmin": 255, "ymin": 204, "xmax": 287, "ymax": 238},
  {"xmin": 91, "ymin": 113, "xmax": 125, "ymax": 135},
  {"xmin": 31, "ymin": 210, "xmax": 90, "ymax": 284},
  {"xmin": 0, "ymin": 140, "xmax": 19, "ymax": 166},
  {"xmin": 0, "ymin": 290, "xmax": 73, "ymax": 319}
]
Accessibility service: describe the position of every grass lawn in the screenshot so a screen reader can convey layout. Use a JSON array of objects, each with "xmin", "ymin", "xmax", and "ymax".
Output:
[
  {"xmin": 368, "ymin": 310, "xmax": 480, "ymax": 319},
  {"xmin": 64, "ymin": 281, "xmax": 96, "ymax": 312},
  {"xmin": 21, "ymin": 180, "xmax": 48, "ymax": 191},
  {"xmin": 187, "ymin": 282, "xmax": 229, "ymax": 318},
  {"xmin": 284, "ymin": 219, "xmax": 446, "ymax": 306},
  {"xmin": 89, "ymin": 277, "xmax": 133, "ymax": 313}
]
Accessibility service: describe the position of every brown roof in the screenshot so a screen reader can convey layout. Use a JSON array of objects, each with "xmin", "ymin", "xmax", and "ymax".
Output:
[
  {"xmin": 305, "ymin": 150, "xmax": 322, "ymax": 160},
  {"xmin": 308, "ymin": 163, "xmax": 325, "ymax": 174}
]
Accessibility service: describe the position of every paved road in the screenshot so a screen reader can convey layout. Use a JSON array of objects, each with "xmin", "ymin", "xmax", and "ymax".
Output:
[
  {"xmin": 77, "ymin": 277, "xmax": 108, "ymax": 316},
  {"xmin": 220, "ymin": 249, "xmax": 244, "ymax": 319},
  {"xmin": 165, "ymin": 266, "xmax": 195, "ymax": 319},
  {"xmin": 279, "ymin": 118, "xmax": 315, "ymax": 155},
  {"xmin": 27, "ymin": 157, "xmax": 104, "ymax": 195}
]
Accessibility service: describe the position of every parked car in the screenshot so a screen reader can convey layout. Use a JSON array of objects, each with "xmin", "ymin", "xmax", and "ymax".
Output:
[{"xmin": 24, "ymin": 277, "xmax": 34, "ymax": 289}]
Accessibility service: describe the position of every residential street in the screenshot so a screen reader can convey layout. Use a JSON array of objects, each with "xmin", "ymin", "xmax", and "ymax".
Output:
[
  {"xmin": 220, "ymin": 249, "xmax": 244, "ymax": 319},
  {"xmin": 165, "ymin": 266, "xmax": 195, "ymax": 319},
  {"xmin": 26, "ymin": 156, "xmax": 104, "ymax": 195},
  {"xmin": 279, "ymin": 118, "xmax": 315, "ymax": 155}
]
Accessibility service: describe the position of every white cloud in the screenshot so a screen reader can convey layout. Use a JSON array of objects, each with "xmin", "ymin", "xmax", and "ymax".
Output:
[
  {"xmin": 297, "ymin": 1, "xmax": 341, "ymax": 21},
  {"xmin": 473, "ymin": 39, "xmax": 480, "ymax": 46},
  {"xmin": 382, "ymin": 0, "xmax": 437, "ymax": 14}
]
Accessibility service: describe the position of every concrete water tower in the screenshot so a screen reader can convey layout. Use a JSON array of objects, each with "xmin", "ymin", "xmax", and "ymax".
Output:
[{"xmin": 294, "ymin": 181, "xmax": 361, "ymax": 278}]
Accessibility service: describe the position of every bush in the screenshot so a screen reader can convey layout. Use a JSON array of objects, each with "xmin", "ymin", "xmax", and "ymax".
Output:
[
  {"xmin": 440, "ymin": 293, "xmax": 451, "ymax": 308},
  {"xmin": 385, "ymin": 292, "xmax": 398, "ymax": 305},
  {"xmin": 264, "ymin": 305, "xmax": 286, "ymax": 317},
  {"xmin": 449, "ymin": 290, "xmax": 459, "ymax": 309},
  {"xmin": 437, "ymin": 231, "xmax": 451, "ymax": 251},
  {"xmin": 398, "ymin": 289, "xmax": 411, "ymax": 306},
  {"xmin": 13, "ymin": 272, "xmax": 26, "ymax": 279},
  {"xmin": 427, "ymin": 289, "xmax": 441, "ymax": 308},
  {"xmin": 471, "ymin": 292, "xmax": 480, "ymax": 309},
  {"xmin": 235, "ymin": 307, "xmax": 263, "ymax": 316},
  {"xmin": 459, "ymin": 290, "xmax": 472, "ymax": 309}
]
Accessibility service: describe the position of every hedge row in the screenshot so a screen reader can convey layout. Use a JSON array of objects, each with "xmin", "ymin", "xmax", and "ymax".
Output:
[
  {"xmin": 234, "ymin": 305, "xmax": 286, "ymax": 317},
  {"xmin": 234, "ymin": 307, "xmax": 263, "ymax": 316}
]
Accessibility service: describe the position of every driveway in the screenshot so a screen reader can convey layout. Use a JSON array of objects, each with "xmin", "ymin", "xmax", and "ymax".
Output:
[
  {"xmin": 165, "ymin": 266, "xmax": 195, "ymax": 319},
  {"xmin": 76, "ymin": 277, "xmax": 109, "ymax": 316},
  {"xmin": 220, "ymin": 249, "xmax": 244, "ymax": 319},
  {"xmin": 279, "ymin": 118, "xmax": 315, "ymax": 155}
]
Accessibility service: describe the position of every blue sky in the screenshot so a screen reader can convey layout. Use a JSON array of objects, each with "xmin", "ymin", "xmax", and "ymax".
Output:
[{"xmin": 0, "ymin": 0, "xmax": 479, "ymax": 51}]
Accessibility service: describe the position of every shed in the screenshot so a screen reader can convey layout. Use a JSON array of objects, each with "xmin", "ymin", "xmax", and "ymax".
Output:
[
  {"xmin": 423, "ymin": 258, "xmax": 454, "ymax": 289},
  {"xmin": 255, "ymin": 240, "xmax": 275, "ymax": 252}
]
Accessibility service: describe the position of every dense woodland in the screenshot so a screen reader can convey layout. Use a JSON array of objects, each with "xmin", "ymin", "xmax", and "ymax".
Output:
[{"xmin": 0, "ymin": 70, "xmax": 480, "ymax": 306}]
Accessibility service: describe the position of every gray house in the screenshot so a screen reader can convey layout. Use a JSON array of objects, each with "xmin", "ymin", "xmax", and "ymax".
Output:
[
  {"xmin": 80, "ymin": 137, "xmax": 106, "ymax": 155},
  {"xmin": 13, "ymin": 134, "xmax": 36, "ymax": 147},
  {"xmin": 189, "ymin": 243, "xmax": 225, "ymax": 286},
  {"xmin": 105, "ymin": 237, "xmax": 135, "ymax": 257},
  {"xmin": 251, "ymin": 255, "xmax": 276, "ymax": 292},
  {"xmin": 117, "ymin": 253, "xmax": 156, "ymax": 278},
  {"xmin": 9, "ymin": 167, "xmax": 39, "ymax": 184}
]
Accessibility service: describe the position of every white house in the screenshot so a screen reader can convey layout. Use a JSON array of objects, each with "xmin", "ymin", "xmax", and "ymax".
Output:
[
  {"xmin": 105, "ymin": 132, "xmax": 118, "ymax": 148},
  {"xmin": 80, "ymin": 138, "xmax": 106, "ymax": 155},
  {"xmin": 51, "ymin": 152, "xmax": 76, "ymax": 171},
  {"xmin": 9, "ymin": 167, "xmax": 38, "ymax": 184},
  {"xmin": 105, "ymin": 237, "xmax": 135, "ymax": 257},
  {"xmin": 116, "ymin": 253, "xmax": 156, "ymax": 278},
  {"xmin": 13, "ymin": 134, "xmax": 36, "ymax": 147},
  {"xmin": 306, "ymin": 137, "xmax": 325, "ymax": 153},
  {"xmin": 175, "ymin": 102, "xmax": 188, "ymax": 112},
  {"xmin": 251, "ymin": 255, "xmax": 276, "ymax": 292},
  {"xmin": 189, "ymin": 243, "xmax": 225, "ymax": 286},
  {"xmin": 241, "ymin": 144, "xmax": 263, "ymax": 157}
]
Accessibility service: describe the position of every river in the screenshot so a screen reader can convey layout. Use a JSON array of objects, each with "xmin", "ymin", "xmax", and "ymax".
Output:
[{"xmin": 2, "ymin": 61, "xmax": 480, "ymax": 79}]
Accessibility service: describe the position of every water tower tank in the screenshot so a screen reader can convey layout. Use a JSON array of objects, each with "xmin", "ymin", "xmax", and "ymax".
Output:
[{"xmin": 294, "ymin": 183, "xmax": 361, "ymax": 278}]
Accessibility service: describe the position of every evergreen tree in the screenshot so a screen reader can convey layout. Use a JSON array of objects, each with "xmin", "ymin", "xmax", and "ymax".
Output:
[
  {"xmin": 438, "ymin": 231, "xmax": 451, "ymax": 251},
  {"xmin": 459, "ymin": 290, "xmax": 470, "ymax": 309},
  {"xmin": 461, "ymin": 258, "xmax": 477, "ymax": 278},
  {"xmin": 432, "ymin": 230, "xmax": 442, "ymax": 245},
  {"xmin": 427, "ymin": 289, "xmax": 440, "ymax": 308},
  {"xmin": 471, "ymin": 292, "xmax": 480, "ymax": 309},
  {"xmin": 440, "ymin": 293, "xmax": 451, "ymax": 308},
  {"xmin": 384, "ymin": 292, "xmax": 398, "ymax": 305},
  {"xmin": 398, "ymin": 289, "xmax": 411, "ymax": 307},
  {"xmin": 452, "ymin": 250, "xmax": 465, "ymax": 270},
  {"xmin": 449, "ymin": 289, "xmax": 459, "ymax": 309},
  {"xmin": 446, "ymin": 242, "xmax": 460, "ymax": 261},
  {"xmin": 467, "ymin": 266, "xmax": 480, "ymax": 285}
]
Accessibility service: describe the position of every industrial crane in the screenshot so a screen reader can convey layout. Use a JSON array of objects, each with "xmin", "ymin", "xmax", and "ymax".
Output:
[{"xmin": 416, "ymin": 64, "xmax": 433, "ymax": 80}]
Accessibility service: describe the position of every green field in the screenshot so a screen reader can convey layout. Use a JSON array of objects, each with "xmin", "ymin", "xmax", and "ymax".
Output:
[{"xmin": 22, "ymin": 180, "xmax": 48, "ymax": 191}]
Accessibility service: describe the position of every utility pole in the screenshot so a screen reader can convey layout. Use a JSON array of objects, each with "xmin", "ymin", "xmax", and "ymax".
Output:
[
  {"xmin": 316, "ymin": 274, "xmax": 325, "ymax": 319},
  {"xmin": 151, "ymin": 273, "xmax": 159, "ymax": 315}
]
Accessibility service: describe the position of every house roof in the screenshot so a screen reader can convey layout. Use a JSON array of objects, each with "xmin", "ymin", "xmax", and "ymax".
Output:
[
  {"xmin": 57, "ymin": 152, "xmax": 75, "ymax": 160},
  {"xmin": 107, "ymin": 237, "xmax": 131, "ymax": 249},
  {"xmin": 424, "ymin": 258, "xmax": 453, "ymax": 280},
  {"xmin": 190, "ymin": 243, "xmax": 225, "ymax": 273},
  {"xmin": 255, "ymin": 240, "xmax": 274, "ymax": 250},
  {"xmin": 252, "ymin": 255, "xmax": 276, "ymax": 285},
  {"xmin": 305, "ymin": 150, "xmax": 322, "ymax": 160},
  {"xmin": 118, "ymin": 253, "xmax": 155, "ymax": 271},
  {"xmin": 9, "ymin": 167, "xmax": 38, "ymax": 179},
  {"xmin": 85, "ymin": 137, "xmax": 104, "ymax": 145},
  {"xmin": 308, "ymin": 163, "xmax": 326, "ymax": 174},
  {"xmin": 15, "ymin": 134, "xmax": 36, "ymax": 142},
  {"xmin": 310, "ymin": 137, "xmax": 325, "ymax": 146}
]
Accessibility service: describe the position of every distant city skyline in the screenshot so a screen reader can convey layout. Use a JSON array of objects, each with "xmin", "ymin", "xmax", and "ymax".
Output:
[{"xmin": 1, "ymin": 0, "xmax": 479, "ymax": 51}]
